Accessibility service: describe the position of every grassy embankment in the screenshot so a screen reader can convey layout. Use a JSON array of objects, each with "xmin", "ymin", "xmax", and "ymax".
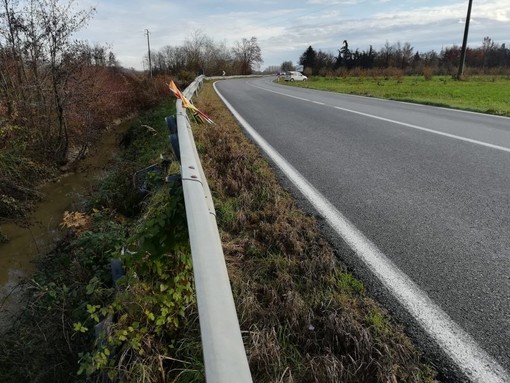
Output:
[
  {"xmin": 0, "ymin": 101, "xmax": 198, "ymax": 382},
  {"xmin": 0, "ymin": 84, "xmax": 439, "ymax": 382},
  {"xmin": 284, "ymin": 75, "xmax": 510, "ymax": 117}
]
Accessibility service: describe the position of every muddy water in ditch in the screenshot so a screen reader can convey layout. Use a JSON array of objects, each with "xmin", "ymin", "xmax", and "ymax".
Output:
[{"xmin": 0, "ymin": 122, "xmax": 129, "ymax": 330}]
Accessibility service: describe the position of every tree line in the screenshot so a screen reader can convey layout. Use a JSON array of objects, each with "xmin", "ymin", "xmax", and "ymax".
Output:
[
  {"xmin": 145, "ymin": 32, "xmax": 263, "ymax": 78},
  {"xmin": 0, "ymin": 0, "xmax": 167, "ymax": 169},
  {"xmin": 293, "ymin": 37, "xmax": 510, "ymax": 76}
]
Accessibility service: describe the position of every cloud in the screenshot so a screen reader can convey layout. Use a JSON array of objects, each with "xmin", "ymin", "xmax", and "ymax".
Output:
[
  {"xmin": 307, "ymin": 0, "xmax": 362, "ymax": 4},
  {"xmin": 258, "ymin": 0, "xmax": 510, "ymax": 65},
  {"xmin": 74, "ymin": 0, "xmax": 510, "ymax": 69}
]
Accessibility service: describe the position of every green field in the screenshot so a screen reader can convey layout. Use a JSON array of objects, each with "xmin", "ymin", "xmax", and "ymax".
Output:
[{"xmin": 283, "ymin": 75, "xmax": 510, "ymax": 117}]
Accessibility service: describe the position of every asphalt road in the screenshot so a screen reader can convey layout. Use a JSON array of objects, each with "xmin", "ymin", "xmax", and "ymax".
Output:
[{"xmin": 214, "ymin": 77, "xmax": 510, "ymax": 382}]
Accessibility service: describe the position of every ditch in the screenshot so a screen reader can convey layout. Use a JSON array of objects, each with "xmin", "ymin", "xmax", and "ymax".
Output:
[{"xmin": 0, "ymin": 121, "xmax": 130, "ymax": 332}]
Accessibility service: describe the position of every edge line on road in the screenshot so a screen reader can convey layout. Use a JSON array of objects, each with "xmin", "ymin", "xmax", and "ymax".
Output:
[{"xmin": 214, "ymin": 81, "xmax": 510, "ymax": 383}]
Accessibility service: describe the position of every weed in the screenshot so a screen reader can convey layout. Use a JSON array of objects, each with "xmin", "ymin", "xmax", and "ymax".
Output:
[
  {"xmin": 0, "ymin": 148, "xmax": 52, "ymax": 220},
  {"xmin": 0, "ymin": 209, "xmax": 123, "ymax": 382},
  {"xmin": 75, "ymin": 182, "xmax": 198, "ymax": 382},
  {"xmin": 215, "ymin": 197, "xmax": 239, "ymax": 231},
  {"xmin": 85, "ymin": 101, "xmax": 177, "ymax": 218},
  {"xmin": 0, "ymin": 102, "xmax": 202, "ymax": 383},
  {"xmin": 88, "ymin": 162, "xmax": 143, "ymax": 217},
  {"xmin": 365, "ymin": 309, "xmax": 391, "ymax": 336},
  {"xmin": 337, "ymin": 272, "xmax": 365, "ymax": 294}
]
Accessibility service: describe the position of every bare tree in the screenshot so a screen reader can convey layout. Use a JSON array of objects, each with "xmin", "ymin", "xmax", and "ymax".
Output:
[
  {"xmin": 153, "ymin": 32, "xmax": 265, "ymax": 76},
  {"xmin": 401, "ymin": 42, "xmax": 414, "ymax": 69},
  {"xmin": 202, "ymin": 39, "xmax": 232, "ymax": 75},
  {"xmin": 482, "ymin": 36, "xmax": 495, "ymax": 68},
  {"xmin": 281, "ymin": 60, "xmax": 293, "ymax": 72},
  {"xmin": 232, "ymin": 36, "xmax": 263, "ymax": 75},
  {"xmin": 37, "ymin": 0, "xmax": 95, "ymax": 161},
  {"xmin": 380, "ymin": 40, "xmax": 395, "ymax": 67},
  {"xmin": 182, "ymin": 29, "xmax": 208, "ymax": 74},
  {"xmin": 0, "ymin": 0, "xmax": 95, "ymax": 163}
]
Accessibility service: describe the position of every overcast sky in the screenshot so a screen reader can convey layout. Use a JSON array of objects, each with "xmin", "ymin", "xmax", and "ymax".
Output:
[{"xmin": 75, "ymin": 0, "xmax": 510, "ymax": 71}]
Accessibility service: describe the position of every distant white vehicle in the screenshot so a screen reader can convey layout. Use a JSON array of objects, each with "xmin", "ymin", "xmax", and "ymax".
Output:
[{"xmin": 284, "ymin": 71, "xmax": 308, "ymax": 81}]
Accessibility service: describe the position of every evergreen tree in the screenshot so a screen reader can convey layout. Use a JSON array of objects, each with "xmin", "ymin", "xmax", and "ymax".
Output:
[{"xmin": 299, "ymin": 46, "xmax": 316, "ymax": 73}]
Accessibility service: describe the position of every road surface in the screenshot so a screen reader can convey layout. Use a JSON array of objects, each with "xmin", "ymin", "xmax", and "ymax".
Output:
[{"xmin": 214, "ymin": 77, "xmax": 510, "ymax": 382}]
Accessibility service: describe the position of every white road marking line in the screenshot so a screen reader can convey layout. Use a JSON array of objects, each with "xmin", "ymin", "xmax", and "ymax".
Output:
[
  {"xmin": 249, "ymin": 82, "xmax": 510, "ymax": 154},
  {"xmin": 215, "ymin": 81, "xmax": 510, "ymax": 383},
  {"xmin": 332, "ymin": 105, "xmax": 510, "ymax": 153}
]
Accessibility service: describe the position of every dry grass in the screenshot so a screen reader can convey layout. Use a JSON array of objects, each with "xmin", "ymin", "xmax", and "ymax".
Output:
[{"xmin": 192, "ymin": 83, "xmax": 438, "ymax": 382}]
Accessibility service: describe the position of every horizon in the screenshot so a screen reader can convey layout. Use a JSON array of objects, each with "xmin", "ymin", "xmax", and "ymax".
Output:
[{"xmin": 74, "ymin": 0, "xmax": 510, "ymax": 71}]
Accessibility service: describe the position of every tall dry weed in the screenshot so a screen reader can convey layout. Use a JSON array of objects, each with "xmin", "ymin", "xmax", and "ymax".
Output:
[{"xmin": 423, "ymin": 66, "xmax": 434, "ymax": 81}]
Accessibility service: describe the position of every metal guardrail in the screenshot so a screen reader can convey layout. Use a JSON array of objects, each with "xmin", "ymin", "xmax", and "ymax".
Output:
[{"xmin": 173, "ymin": 76, "xmax": 252, "ymax": 383}]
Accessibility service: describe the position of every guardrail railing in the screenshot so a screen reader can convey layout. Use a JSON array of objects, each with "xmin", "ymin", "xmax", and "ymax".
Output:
[{"xmin": 171, "ymin": 76, "xmax": 252, "ymax": 383}]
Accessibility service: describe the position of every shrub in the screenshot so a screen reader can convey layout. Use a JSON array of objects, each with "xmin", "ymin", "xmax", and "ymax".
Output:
[{"xmin": 423, "ymin": 66, "xmax": 434, "ymax": 80}]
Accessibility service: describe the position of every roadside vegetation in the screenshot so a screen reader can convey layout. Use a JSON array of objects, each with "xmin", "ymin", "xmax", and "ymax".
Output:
[
  {"xmin": 271, "ymin": 37, "xmax": 510, "ymax": 77},
  {"xmin": 0, "ymin": 80, "xmax": 439, "ymax": 382},
  {"xmin": 0, "ymin": 1, "xmax": 263, "ymax": 233},
  {"xmin": 271, "ymin": 37, "xmax": 510, "ymax": 117},
  {"xmin": 0, "ymin": 101, "xmax": 202, "ymax": 382},
  {"xmin": 282, "ymin": 73, "xmax": 510, "ymax": 116},
  {"xmin": 0, "ymin": 0, "xmax": 171, "ymax": 234}
]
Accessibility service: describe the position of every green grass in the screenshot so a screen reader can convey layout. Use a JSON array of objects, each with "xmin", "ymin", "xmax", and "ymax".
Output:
[{"xmin": 284, "ymin": 75, "xmax": 510, "ymax": 117}]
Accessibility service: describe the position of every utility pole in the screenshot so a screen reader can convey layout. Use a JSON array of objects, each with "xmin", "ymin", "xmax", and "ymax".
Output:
[
  {"xmin": 457, "ymin": 0, "xmax": 473, "ymax": 79},
  {"xmin": 145, "ymin": 29, "xmax": 152, "ymax": 78}
]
